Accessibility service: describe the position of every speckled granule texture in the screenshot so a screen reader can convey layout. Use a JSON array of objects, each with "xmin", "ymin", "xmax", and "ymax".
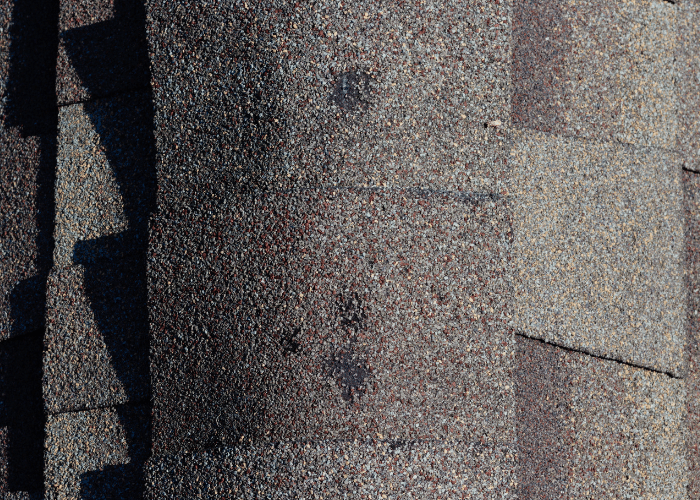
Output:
[
  {"xmin": 0, "ymin": 0, "xmax": 12, "ymax": 117},
  {"xmin": 54, "ymin": 90, "xmax": 156, "ymax": 267},
  {"xmin": 517, "ymin": 336, "xmax": 687, "ymax": 500},
  {"xmin": 44, "ymin": 404, "xmax": 150, "ymax": 500},
  {"xmin": 0, "ymin": 128, "xmax": 53, "ymax": 339},
  {"xmin": 145, "ymin": 0, "xmax": 515, "ymax": 495},
  {"xmin": 512, "ymin": 0, "xmax": 677, "ymax": 149},
  {"xmin": 149, "ymin": 190, "xmax": 514, "ymax": 457},
  {"xmin": 59, "ymin": 0, "xmax": 115, "ymax": 30},
  {"xmin": 145, "ymin": 440, "xmax": 515, "ymax": 499},
  {"xmin": 678, "ymin": 2, "xmax": 700, "ymax": 171},
  {"xmin": 145, "ymin": 0, "xmax": 511, "ymax": 215},
  {"xmin": 56, "ymin": 0, "xmax": 150, "ymax": 105},
  {"xmin": 685, "ymin": 170, "xmax": 700, "ymax": 499},
  {"xmin": 511, "ymin": 128, "xmax": 685, "ymax": 376},
  {"xmin": 44, "ymin": 262, "xmax": 149, "ymax": 414}
]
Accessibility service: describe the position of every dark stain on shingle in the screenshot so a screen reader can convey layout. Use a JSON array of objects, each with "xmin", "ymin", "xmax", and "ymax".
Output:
[
  {"xmin": 324, "ymin": 347, "xmax": 370, "ymax": 403},
  {"xmin": 329, "ymin": 70, "xmax": 372, "ymax": 112}
]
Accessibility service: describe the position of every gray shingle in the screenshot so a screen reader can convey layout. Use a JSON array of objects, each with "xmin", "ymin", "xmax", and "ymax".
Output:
[
  {"xmin": 149, "ymin": 189, "xmax": 514, "ymax": 457},
  {"xmin": 146, "ymin": 0, "xmax": 511, "ymax": 215},
  {"xmin": 0, "ymin": 128, "xmax": 54, "ymax": 339},
  {"xmin": 517, "ymin": 335, "xmax": 687, "ymax": 500},
  {"xmin": 44, "ymin": 404, "xmax": 149, "ymax": 500},
  {"xmin": 145, "ymin": 439, "xmax": 516, "ymax": 499},
  {"xmin": 512, "ymin": 0, "xmax": 678, "ymax": 149},
  {"xmin": 511, "ymin": 129, "xmax": 685, "ymax": 375},
  {"xmin": 44, "ymin": 263, "xmax": 149, "ymax": 414},
  {"xmin": 56, "ymin": 0, "xmax": 150, "ymax": 105}
]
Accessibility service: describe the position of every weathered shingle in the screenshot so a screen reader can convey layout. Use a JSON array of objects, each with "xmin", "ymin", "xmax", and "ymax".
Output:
[{"xmin": 511, "ymin": 129, "xmax": 686, "ymax": 376}]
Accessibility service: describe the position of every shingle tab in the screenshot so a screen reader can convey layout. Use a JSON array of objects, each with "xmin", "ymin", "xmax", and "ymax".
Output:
[
  {"xmin": 685, "ymin": 170, "xmax": 700, "ymax": 499},
  {"xmin": 44, "ymin": 263, "xmax": 149, "ymax": 414},
  {"xmin": 146, "ymin": 0, "xmax": 511, "ymax": 214},
  {"xmin": 54, "ymin": 91, "xmax": 156, "ymax": 267},
  {"xmin": 149, "ymin": 189, "xmax": 514, "ymax": 457},
  {"xmin": 678, "ymin": 2, "xmax": 700, "ymax": 171},
  {"xmin": 56, "ymin": 0, "xmax": 150, "ymax": 105},
  {"xmin": 511, "ymin": 129, "xmax": 685, "ymax": 375},
  {"xmin": 145, "ymin": 440, "xmax": 516, "ymax": 499},
  {"xmin": 44, "ymin": 404, "xmax": 149, "ymax": 500},
  {"xmin": 512, "ymin": 0, "xmax": 677, "ymax": 148},
  {"xmin": 0, "ymin": 128, "xmax": 54, "ymax": 339},
  {"xmin": 516, "ymin": 335, "xmax": 687, "ymax": 500}
]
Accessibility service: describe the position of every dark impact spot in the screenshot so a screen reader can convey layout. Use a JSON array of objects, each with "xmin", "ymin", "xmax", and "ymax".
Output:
[
  {"xmin": 329, "ymin": 70, "xmax": 372, "ymax": 112},
  {"xmin": 281, "ymin": 326, "xmax": 301, "ymax": 355},
  {"xmin": 337, "ymin": 292, "xmax": 366, "ymax": 338},
  {"xmin": 324, "ymin": 348, "xmax": 370, "ymax": 403}
]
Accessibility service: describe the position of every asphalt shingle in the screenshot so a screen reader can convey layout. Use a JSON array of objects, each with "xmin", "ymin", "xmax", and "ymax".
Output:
[
  {"xmin": 146, "ymin": 0, "xmax": 511, "ymax": 215},
  {"xmin": 57, "ymin": 0, "xmax": 150, "ymax": 105},
  {"xmin": 53, "ymin": 90, "xmax": 155, "ymax": 267},
  {"xmin": 678, "ymin": 2, "xmax": 700, "ymax": 171},
  {"xmin": 145, "ymin": 439, "xmax": 516, "ymax": 499},
  {"xmin": 516, "ymin": 335, "xmax": 687, "ymax": 499},
  {"xmin": 0, "ymin": 128, "xmax": 54, "ymax": 339},
  {"xmin": 44, "ymin": 262, "xmax": 149, "ymax": 414},
  {"xmin": 685, "ymin": 169, "xmax": 700, "ymax": 499},
  {"xmin": 149, "ymin": 189, "xmax": 514, "ymax": 458},
  {"xmin": 511, "ymin": 128, "xmax": 685, "ymax": 376},
  {"xmin": 44, "ymin": 404, "xmax": 149, "ymax": 500},
  {"xmin": 512, "ymin": 0, "xmax": 677, "ymax": 148}
]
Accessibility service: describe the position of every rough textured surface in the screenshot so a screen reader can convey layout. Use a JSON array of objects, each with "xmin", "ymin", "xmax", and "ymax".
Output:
[
  {"xmin": 44, "ymin": 263, "xmax": 149, "ymax": 414},
  {"xmin": 685, "ymin": 170, "xmax": 700, "ymax": 500},
  {"xmin": 57, "ymin": 0, "xmax": 150, "ymax": 105},
  {"xmin": 0, "ymin": 128, "xmax": 54, "ymax": 339},
  {"xmin": 146, "ymin": 0, "xmax": 511, "ymax": 214},
  {"xmin": 511, "ymin": 129, "xmax": 685, "ymax": 376},
  {"xmin": 145, "ymin": 440, "xmax": 515, "ymax": 499},
  {"xmin": 149, "ymin": 189, "xmax": 514, "ymax": 456},
  {"xmin": 44, "ymin": 404, "xmax": 150, "ymax": 500},
  {"xmin": 516, "ymin": 335, "xmax": 687, "ymax": 500},
  {"xmin": 512, "ymin": 0, "xmax": 677, "ymax": 149},
  {"xmin": 54, "ymin": 91, "xmax": 156, "ymax": 267},
  {"xmin": 60, "ymin": 0, "xmax": 115, "ymax": 31},
  {"xmin": 678, "ymin": 2, "xmax": 700, "ymax": 172}
]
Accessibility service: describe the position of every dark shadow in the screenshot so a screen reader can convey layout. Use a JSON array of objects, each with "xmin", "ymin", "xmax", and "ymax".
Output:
[
  {"xmin": 0, "ymin": 333, "xmax": 45, "ymax": 492},
  {"xmin": 59, "ymin": 0, "xmax": 151, "ymax": 102},
  {"xmin": 62, "ymin": 1, "xmax": 155, "ymax": 497},
  {"xmin": 79, "ymin": 464, "xmax": 144, "ymax": 500},
  {"xmin": 78, "ymin": 405, "xmax": 150, "ymax": 500},
  {"xmin": 4, "ymin": 0, "xmax": 59, "ymax": 495},
  {"xmin": 4, "ymin": 0, "xmax": 59, "ymax": 135},
  {"xmin": 9, "ymin": 135, "xmax": 57, "ymax": 337}
]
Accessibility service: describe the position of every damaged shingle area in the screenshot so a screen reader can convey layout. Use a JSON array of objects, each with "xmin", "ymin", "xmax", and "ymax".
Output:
[
  {"xmin": 329, "ymin": 70, "xmax": 372, "ymax": 112},
  {"xmin": 323, "ymin": 348, "xmax": 370, "ymax": 403}
]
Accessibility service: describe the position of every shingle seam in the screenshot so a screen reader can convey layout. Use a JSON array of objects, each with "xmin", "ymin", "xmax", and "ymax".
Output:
[
  {"xmin": 56, "ymin": 85, "xmax": 152, "ymax": 109},
  {"xmin": 514, "ymin": 124, "xmax": 686, "ymax": 158},
  {"xmin": 514, "ymin": 331, "xmax": 681, "ymax": 379},
  {"xmin": 147, "ymin": 439, "xmax": 516, "ymax": 461},
  {"xmin": 0, "ymin": 327, "xmax": 44, "ymax": 344}
]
